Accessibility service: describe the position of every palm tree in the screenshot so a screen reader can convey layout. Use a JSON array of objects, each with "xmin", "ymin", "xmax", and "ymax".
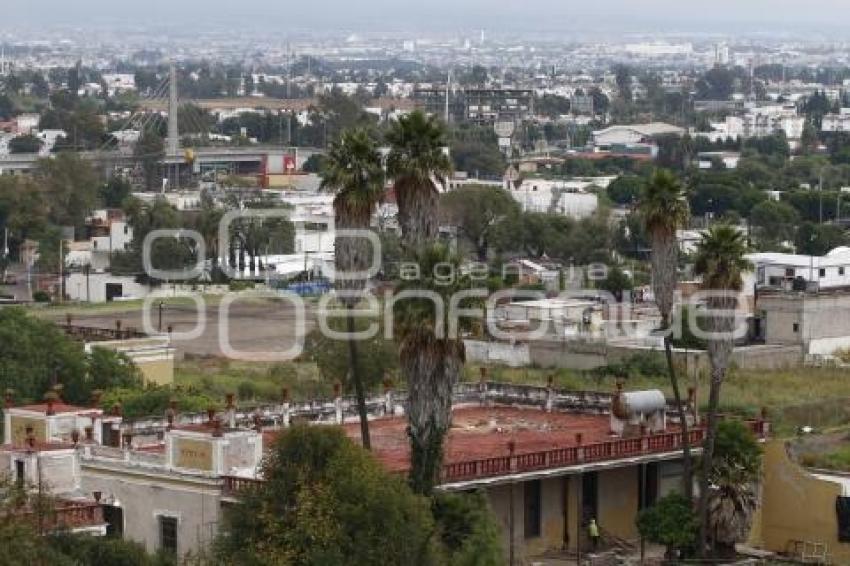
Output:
[
  {"xmin": 392, "ymin": 245, "xmax": 468, "ymax": 495},
  {"xmin": 386, "ymin": 110, "xmax": 452, "ymax": 249},
  {"xmin": 693, "ymin": 224, "xmax": 752, "ymax": 556},
  {"xmin": 386, "ymin": 112, "xmax": 460, "ymax": 494},
  {"xmin": 321, "ymin": 128, "xmax": 385, "ymax": 450},
  {"xmin": 638, "ymin": 169, "xmax": 694, "ymax": 500},
  {"xmin": 704, "ymin": 421, "xmax": 762, "ymax": 559}
]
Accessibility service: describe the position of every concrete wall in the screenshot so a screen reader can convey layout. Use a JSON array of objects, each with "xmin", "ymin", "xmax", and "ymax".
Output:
[
  {"xmin": 81, "ymin": 464, "xmax": 222, "ymax": 558},
  {"xmin": 518, "ymin": 340, "xmax": 802, "ymax": 373},
  {"xmin": 597, "ymin": 466, "xmax": 639, "ymax": 541},
  {"xmin": 761, "ymin": 293, "xmax": 850, "ymax": 356},
  {"xmin": 754, "ymin": 440, "xmax": 850, "ymax": 563},
  {"xmin": 66, "ymin": 273, "xmax": 153, "ymax": 303},
  {"xmin": 464, "ymin": 340, "xmax": 531, "ymax": 368}
]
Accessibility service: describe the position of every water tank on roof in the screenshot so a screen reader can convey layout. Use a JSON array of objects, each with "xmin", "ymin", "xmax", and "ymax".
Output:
[
  {"xmin": 611, "ymin": 387, "xmax": 667, "ymax": 436},
  {"xmin": 619, "ymin": 390, "xmax": 666, "ymax": 415}
]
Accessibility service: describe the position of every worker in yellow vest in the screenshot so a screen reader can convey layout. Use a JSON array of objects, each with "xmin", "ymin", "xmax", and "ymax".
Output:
[{"xmin": 588, "ymin": 518, "xmax": 600, "ymax": 551}]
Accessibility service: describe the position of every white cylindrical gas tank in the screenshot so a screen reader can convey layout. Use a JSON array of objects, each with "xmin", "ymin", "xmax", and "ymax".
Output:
[{"xmin": 620, "ymin": 390, "xmax": 666, "ymax": 416}]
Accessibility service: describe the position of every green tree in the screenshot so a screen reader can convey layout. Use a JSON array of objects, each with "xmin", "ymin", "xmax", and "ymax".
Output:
[
  {"xmin": 99, "ymin": 176, "xmax": 133, "ymax": 209},
  {"xmin": 134, "ymin": 127, "xmax": 165, "ymax": 190},
  {"xmin": 47, "ymin": 533, "xmax": 175, "ymax": 566},
  {"xmin": 637, "ymin": 493, "xmax": 698, "ymax": 559},
  {"xmin": 639, "ymin": 169, "xmax": 694, "ymax": 500},
  {"xmin": 8, "ymin": 134, "xmax": 43, "ymax": 154},
  {"xmin": 749, "ymin": 200, "xmax": 799, "ymax": 250},
  {"xmin": 695, "ymin": 65, "xmax": 736, "ymax": 100},
  {"xmin": 448, "ymin": 125, "xmax": 506, "ymax": 178},
  {"xmin": 215, "ymin": 425, "xmax": 440, "ymax": 565},
  {"xmin": 796, "ymin": 222, "xmax": 848, "ymax": 255},
  {"xmin": 440, "ymin": 185, "xmax": 520, "ymax": 260},
  {"xmin": 0, "ymin": 94, "xmax": 14, "ymax": 120},
  {"xmin": 35, "ymin": 153, "xmax": 99, "ymax": 235},
  {"xmin": 606, "ymin": 175, "xmax": 645, "ymax": 205},
  {"xmin": 432, "ymin": 491, "xmax": 504, "ymax": 566},
  {"xmin": 693, "ymin": 224, "xmax": 752, "ymax": 557},
  {"xmin": 320, "ymin": 128, "xmax": 386, "ymax": 449},
  {"xmin": 0, "ymin": 308, "xmax": 142, "ymax": 405},
  {"xmin": 598, "ymin": 265, "xmax": 633, "ymax": 301}
]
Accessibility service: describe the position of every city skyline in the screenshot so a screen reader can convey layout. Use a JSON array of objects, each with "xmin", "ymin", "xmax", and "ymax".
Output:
[{"xmin": 5, "ymin": 0, "xmax": 850, "ymax": 36}]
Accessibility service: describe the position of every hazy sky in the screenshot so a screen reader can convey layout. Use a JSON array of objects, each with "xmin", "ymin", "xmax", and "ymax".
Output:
[{"xmin": 4, "ymin": 0, "xmax": 850, "ymax": 34}]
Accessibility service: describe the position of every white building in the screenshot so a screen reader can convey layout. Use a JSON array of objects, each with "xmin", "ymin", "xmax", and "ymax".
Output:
[
  {"xmin": 101, "ymin": 73, "xmax": 137, "ymax": 95},
  {"xmin": 15, "ymin": 113, "xmax": 40, "ymax": 134},
  {"xmin": 509, "ymin": 180, "xmax": 599, "ymax": 218},
  {"xmin": 697, "ymin": 104, "xmax": 804, "ymax": 144},
  {"xmin": 747, "ymin": 247, "xmax": 850, "ymax": 292},
  {"xmin": 822, "ymin": 108, "xmax": 850, "ymax": 133},
  {"xmin": 592, "ymin": 122, "xmax": 685, "ymax": 147}
]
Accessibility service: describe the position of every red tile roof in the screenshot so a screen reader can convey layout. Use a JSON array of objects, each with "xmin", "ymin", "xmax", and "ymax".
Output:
[{"xmin": 343, "ymin": 405, "xmax": 621, "ymax": 473}]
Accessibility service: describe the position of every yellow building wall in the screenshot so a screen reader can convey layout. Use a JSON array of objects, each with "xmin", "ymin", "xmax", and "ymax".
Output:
[
  {"xmin": 136, "ymin": 358, "xmax": 174, "ymax": 386},
  {"xmin": 483, "ymin": 470, "xmax": 640, "ymax": 560},
  {"xmin": 173, "ymin": 437, "xmax": 214, "ymax": 471},
  {"xmin": 486, "ymin": 477, "xmax": 569, "ymax": 561},
  {"xmin": 755, "ymin": 440, "xmax": 850, "ymax": 562},
  {"xmin": 9, "ymin": 416, "xmax": 47, "ymax": 444},
  {"xmin": 597, "ymin": 466, "xmax": 640, "ymax": 542}
]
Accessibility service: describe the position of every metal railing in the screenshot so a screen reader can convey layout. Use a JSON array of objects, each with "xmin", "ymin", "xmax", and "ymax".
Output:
[{"xmin": 441, "ymin": 428, "xmax": 706, "ymax": 483}]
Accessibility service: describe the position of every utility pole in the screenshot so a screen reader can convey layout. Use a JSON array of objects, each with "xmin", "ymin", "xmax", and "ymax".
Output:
[{"xmin": 57, "ymin": 238, "xmax": 63, "ymax": 303}]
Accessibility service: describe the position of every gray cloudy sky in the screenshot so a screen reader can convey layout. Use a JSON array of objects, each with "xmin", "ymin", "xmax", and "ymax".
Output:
[{"xmin": 4, "ymin": 0, "xmax": 849, "ymax": 32}]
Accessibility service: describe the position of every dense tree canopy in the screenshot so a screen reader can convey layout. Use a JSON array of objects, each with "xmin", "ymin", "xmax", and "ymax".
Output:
[
  {"xmin": 216, "ymin": 425, "xmax": 442, "ymax": 565},
  {"xmin": 440, "ymin": 185, "xmax": 520, "ymax": 260},
  {"xmin": 0, "ymin": 308, "xmax": 142, "ymax": 406}
]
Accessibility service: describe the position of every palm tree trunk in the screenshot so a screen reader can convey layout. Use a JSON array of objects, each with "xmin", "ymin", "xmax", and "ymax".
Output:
[
  {"xmin": 396, "ymin": 179, "xmax": 439, "ymax": 250},
  {"xmin": 403, "ymin": 331, "xmax": 464, "ymax": 495},
  {"xmin": 662, "ymin": 318, "xmax": 693, "ymax": 503},
  {"xmin": 347, "ymin": 306, "xmax": 371, "ymax": 450},
  {"xmin": 698, "ymin": 367, "xmax": 723, "ymax": 557},
  {"xmin": 698, "ymin": 295, "xmax": 736, "ymax": 557}
]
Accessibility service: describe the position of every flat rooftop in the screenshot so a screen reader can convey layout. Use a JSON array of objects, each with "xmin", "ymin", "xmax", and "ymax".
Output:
[{"xmin": 343, "ymin": 404, "xmax": 643, "ymax": 474}]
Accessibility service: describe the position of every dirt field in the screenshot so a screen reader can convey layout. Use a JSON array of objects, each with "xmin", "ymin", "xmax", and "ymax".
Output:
[{"xmin": 43, "ymin": 297, "xmax": 316, "ymax": 360}]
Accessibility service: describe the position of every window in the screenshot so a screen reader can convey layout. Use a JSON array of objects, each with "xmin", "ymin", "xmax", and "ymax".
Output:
[
  {"xmin": 15, "ymin": 460, "xmax": 24, "ymax": 486},
  {"xmin": 841, "ymin": 267, "xmax": 846, "ymax": 276},
  {"xmin": 820, "ymin": 268, "xmax": 826, "ymax": 278},
  {"xmin": 524, "ymin": 480, "xmax": 542, "ymax": 539},
  {"xmin": 793, "ymin": 323, "xmax": 800, "ymax": 333},
  {"xmin": 159, "ymin": 516, "xmax": 178, "ymax": 555},
  {"xmin": 785, "ymin": 268, "xmax": 795, "ymax": 277}
]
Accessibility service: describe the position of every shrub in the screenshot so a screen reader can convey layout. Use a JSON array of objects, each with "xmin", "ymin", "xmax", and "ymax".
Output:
[
  {"xmin": 33, "ymin": 290, "xmax": 51, "ymax": 302},
  {"xmin": 228, "ymin": 280, "xmax": 255, "ymax": 292},
  {"xmin": 637, "ymin": 493, "xmax": 698, "ymax": 558}
]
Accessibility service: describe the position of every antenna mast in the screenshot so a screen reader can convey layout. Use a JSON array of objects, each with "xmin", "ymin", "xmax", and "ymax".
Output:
[
  {"xmin": 167, "ymin": 64, "xmax": 179, "ymax": 156},
  {"xmin": 445, "ymin": 69, "xmax": 451, "ymax": 124}
]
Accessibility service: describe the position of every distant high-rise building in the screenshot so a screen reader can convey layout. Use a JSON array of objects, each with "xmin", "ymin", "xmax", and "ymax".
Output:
[{"xmin": 715, "ymin": 43, "xmax": 731, "ymax": 66}]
